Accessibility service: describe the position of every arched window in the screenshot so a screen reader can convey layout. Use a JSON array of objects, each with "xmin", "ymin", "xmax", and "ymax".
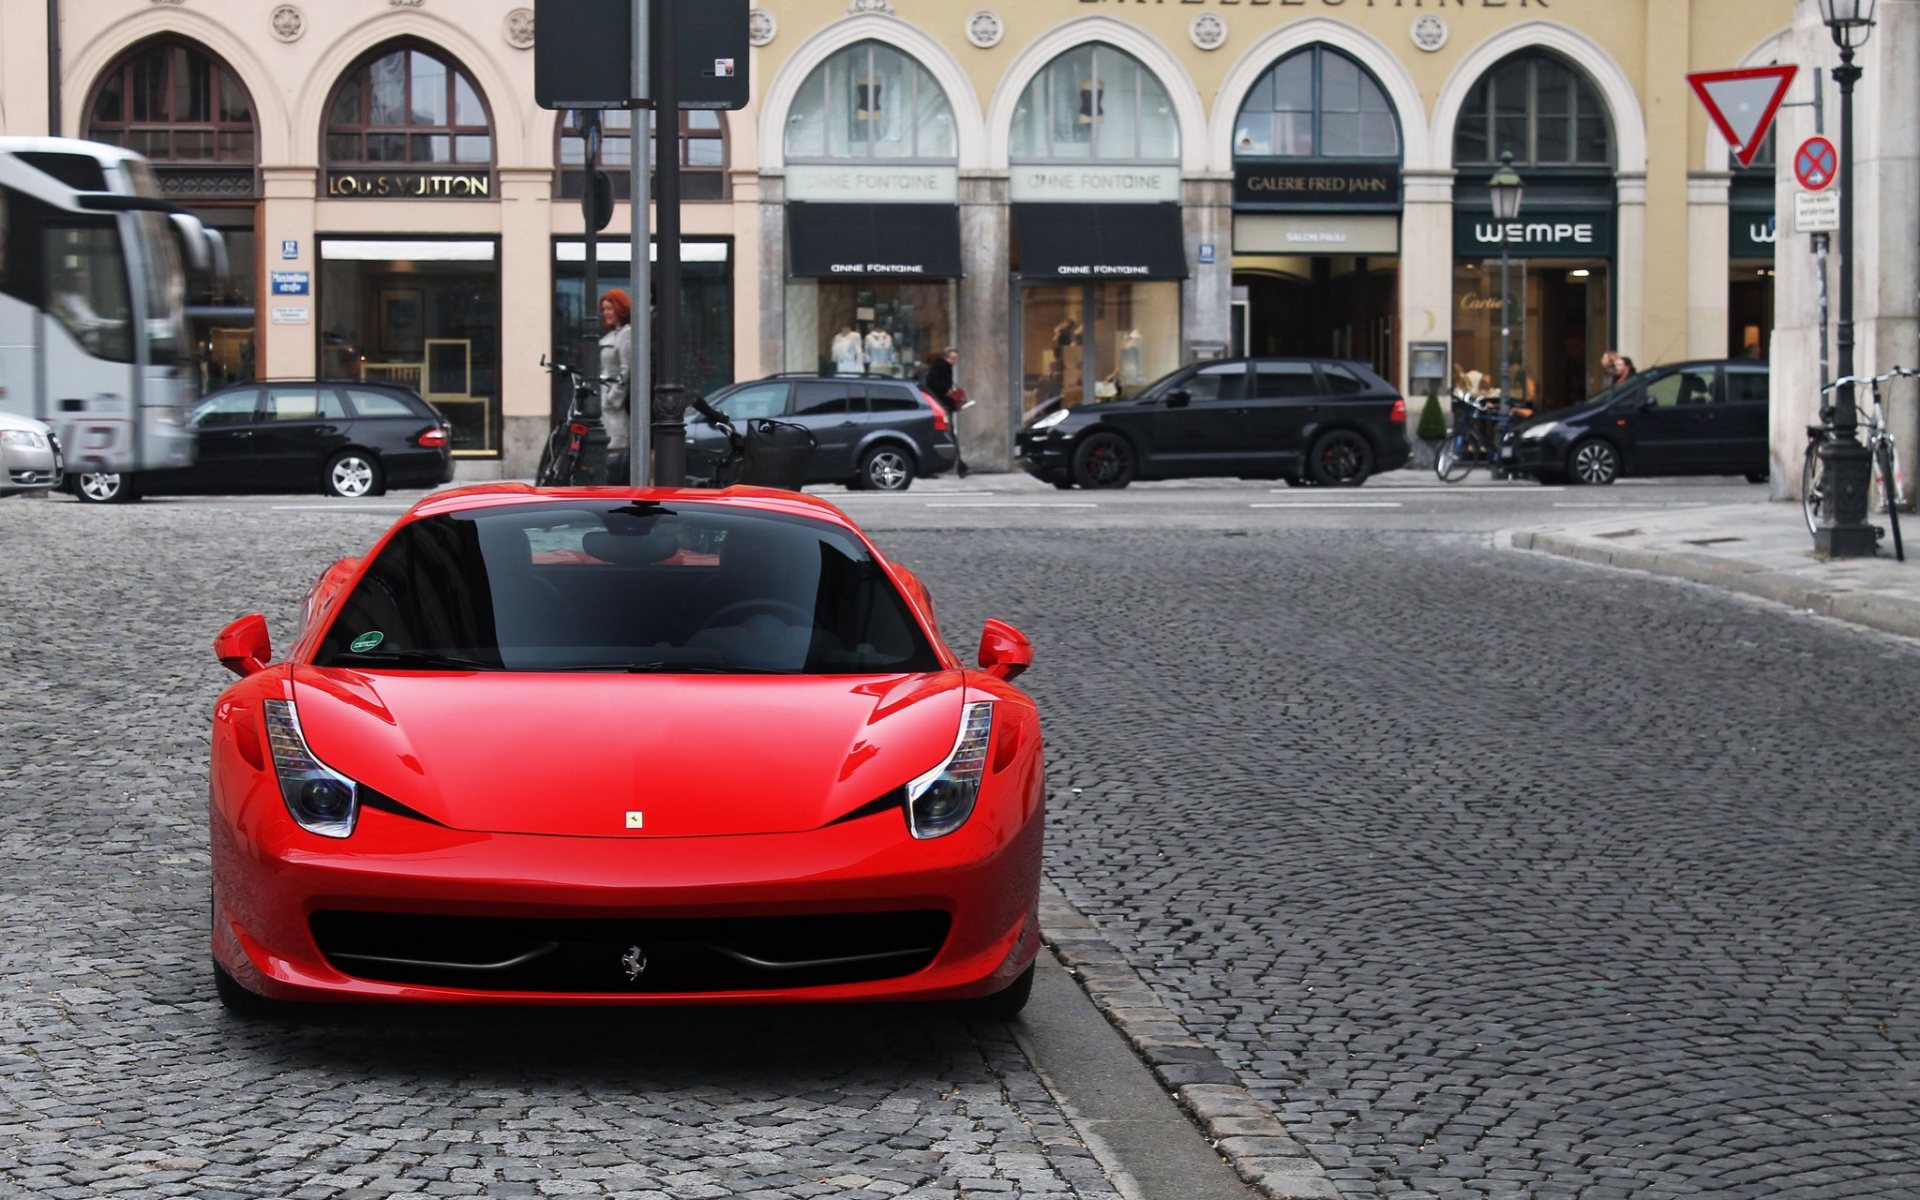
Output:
[
  {"xmin": 1454, "ymin": 52, "xmax": 1611, "ymax": 168},
  {"xmin": 556, "ymin": 109, "xmax": 728, "ymax": 201},
  {"xmin": 86, "ymin": 39, "xmax": 255, "ymax": 162},
  {"xmin": 1233, "ymin": 46, "xmax": 1398, "ymax": 159},
  {"xmin": 784, "ymin": 41, "xmax": 955, "ymax": 162},
  {"xmin": 324, "ymin": 44, "xmax": 492, "ymax": 167},
  {"xmin": 1010, "ymin": 44, "xmax": 1177, "ymax": 162}
]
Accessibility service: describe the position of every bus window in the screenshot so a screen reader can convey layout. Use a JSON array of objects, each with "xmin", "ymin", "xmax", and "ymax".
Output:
[{"xmin": 45, "ymin": 224, "xmax": 133, "ymax": 363}]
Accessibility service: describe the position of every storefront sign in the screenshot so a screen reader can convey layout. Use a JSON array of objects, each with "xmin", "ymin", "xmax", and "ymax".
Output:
[
  {"xmin": 785, "ymin": 164, "xmax": 959, "ymax": 205},
  {"xmin": 1011, "ymin": 203, "xmax": 1187, "ymax": 281},
  {"xmin": 1730, "ymin": 209, "xmax": 1776, "ymax": 259},
  {"xmin": 1453, "ymin": 210, "xmax": 1614, "ymax": 257},
  {"xmin": 325, "ymin": 172, "xmax": 493, "ymax": 198},
  {"xmin": 269, "ymin": 271, "xmax": 309, "ymax": 296},
  {"xmin": 1010, "ymin": 165, "xmax": 1182, "ymax": 204},
  {"xmin": 788, "ymin": 203, "xmax": 963, "ymax": 278},
  {"xmin": 270, "ymin": 306, "xmax": 310, "ymax": 325},
  {"xmin": 1233, "ymin": 162, "xmax": 1401, "ymax": 210},
  {"xmin": 1080, "ymin": 0, "xmax": 1552, "ymax": 6},
  {"xmin": 1234, "ymin": 213, "xmax": 1399, "ymax": 256}
]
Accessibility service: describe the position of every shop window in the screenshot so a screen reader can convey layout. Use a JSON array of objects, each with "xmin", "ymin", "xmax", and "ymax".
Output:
[
  {"xmin": 1233, "ymin": 46, "xmax": 1398, "ymax": 160},
  {"xmin": 325, "ymin": 45, "xmax": 493, "ymax": 167},
  {"xmin": 1454, "ymin": 53, "xmax": 1611, "ymax": 168},
  {"xmin": 86, "ymin": 39, "xmax": 256, "ymax": 163},
  {"xmin": 551, "ymin": 239, "xmax": 734, "ymax": 404},
  {"xmin": 557, "ymin": 109, "xmax": 728, "ymax": 201},
  {"xmin": 1010, "ymin": 44, "xmax": 1178, "ymax": 163},
  {"xmin": 785, "ymin": 42, "xmax": 955, "ymax": 162},
  {"xmin": 785, "ymin": 280, "xmax": 955, "ymax": 381}
]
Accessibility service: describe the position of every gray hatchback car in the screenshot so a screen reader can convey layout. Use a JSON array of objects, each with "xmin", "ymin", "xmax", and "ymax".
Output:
[{"xmin": 684, "ymin": 375, "xmax": 960, "ymax": 491}]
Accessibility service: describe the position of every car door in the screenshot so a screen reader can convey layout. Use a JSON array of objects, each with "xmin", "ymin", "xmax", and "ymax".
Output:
[
  {"xmin": 788, "ymin": 381, "xmax": 860, "ymax": 478},
  {"xmin": 1242, "ymin": 361, "xmax": 1326, "ymax": 476},
  {"xmin": 1629, "ymin": 366, "xmax": 1723, "ymax": 475},
  {"xmin": 1143, "ymin": 363, "xmax": 1249, "ymax": 476},
  {"xmin": 179, "ymin": 387, "xmax": 265, "ymax": 492},
  {"xmin": 1722, "ymin": 362, "xmax": 1770, "ymax": 476},
  {"xmin": 253, "ymin": 386, "xmax": 352, "ymax": 490}
]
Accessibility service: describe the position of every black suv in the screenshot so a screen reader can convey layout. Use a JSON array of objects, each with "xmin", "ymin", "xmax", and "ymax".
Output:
[
  {"xmin": 1506, "ymin": 359, "xmax": 1770, "ymax": 485},
  {"xmin": 684, "ymin": 375, "xmax": 960, "ymax": 491},
  {"xmin": 1017, "ymin": 357, "xmax": 1410, "ymax": 488},
  {"xmin": 69, "ymin": 380, "xmax": 454, "ymax": 503}
]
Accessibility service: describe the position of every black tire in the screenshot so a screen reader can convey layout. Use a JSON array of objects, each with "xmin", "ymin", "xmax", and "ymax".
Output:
[
  {"xmin": 325, "ymin": 450, "xmax": 384, "ymax": 498},
  {"xmin": 1876, "ymin": 440, "xmax": 1903, "ymax": 562},
  {"xmin": 213, "ymin": 959, "xmax": 281, "ymax": 1019},
  {"xmin": 1568, "ymin": 438, "xmax": 1620, "ymax": 486},
  {"xmin": 1307, "ymin": 429, "xmax": 1374, "ymax": 486},
  {"xmin": 858, "ymin": 444, "xmax": 916, "ymax": 492},
  {"xmin": 1802, "ymin": 442, "xmax": 1825, "ymax": 536},
  {"xmin": 71, "ymin": 471, "xmax": 138, "ymax": 504},
  {"xmin": 970, "ymin": 961, "xmax": 1035, "ymax": 1020},
  {"xmin": 1070, "ymin": 431, "xmax": 1135, "ymax": 489}
]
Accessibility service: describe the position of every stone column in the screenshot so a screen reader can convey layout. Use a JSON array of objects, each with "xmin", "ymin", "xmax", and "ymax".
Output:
[
  {"xmin": 1615, "ymin": 172, "xmax": 1648, "ymax": 365},
  {"xmin": 1686, "ymin": 173, "xmax": 1732, "ymax": 359},
  {"xmin": 757, "ymin": 173, "xmax": 785, "ymax": 378},
  {"xmin": 1399, "ymin": 169, "xmax": 1455, "ymax": 401},
  {"xmin": 1181, "ymin": 176, "xmax": 1232, "ymax": 360},
  {"xmin": 259, "ymin": 167, "xmax": 318, "ymax": 380},
  {"xmin": 1854, "ymin": 0, "xmax": 1920, "ymax": 500},
  {"xmin": 958, "ymin": 172, "xmax": 1011, "ymax": 471},
  {"xmin": 497, "ymin": 167, "xmax": 553, "ymax": 481}
]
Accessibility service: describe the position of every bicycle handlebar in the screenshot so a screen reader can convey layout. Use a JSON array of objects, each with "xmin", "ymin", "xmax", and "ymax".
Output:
[
  {"xmin": 1822, "ymin": 366, "xmax": 1917, "ymax": 393},
  {"xmin": 537, "ymin": 354, "xmax": 615, "ymax": 388}
]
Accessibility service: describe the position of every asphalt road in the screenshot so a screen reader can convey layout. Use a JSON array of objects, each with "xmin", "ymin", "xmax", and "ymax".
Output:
[{"xmin": 4, "ymin": 473, "xmax": 1915, "ymax": 1198}]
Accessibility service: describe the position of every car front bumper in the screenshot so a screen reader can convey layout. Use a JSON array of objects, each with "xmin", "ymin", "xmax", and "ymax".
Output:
[
  {"xmin": 2, "ymin": 438, "xmax": 62, "ymax": 494},
  {"xmin": 1014, "ymin": 431, "xmax": 1073, "ymax": 483}
]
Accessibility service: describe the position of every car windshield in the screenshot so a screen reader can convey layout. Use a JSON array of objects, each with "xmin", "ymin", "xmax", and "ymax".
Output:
[{"xmin": 315, "ymin": 500, "xmax": 942, "ymax": 674}]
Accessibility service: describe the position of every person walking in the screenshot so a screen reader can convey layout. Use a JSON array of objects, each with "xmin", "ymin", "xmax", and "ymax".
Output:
[
  {"xmin": 923, "ymin": 346, "xmax": 969, "ymax": 478},
  {"xmin": 598, "ymin": 288, "xmax": 634, "ymax": 483}
]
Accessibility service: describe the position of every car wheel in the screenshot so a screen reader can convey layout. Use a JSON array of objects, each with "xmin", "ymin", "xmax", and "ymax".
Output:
[
  {"xmin": 1569, "ymin": 439, "xmax": 1620, "ymax": 486},
  {"xmin": 71, "ymin": 471, "xmax": 137, "ymax": 504},
  {"xmin": 859, "ymin": 445, "xmax": 916, "ymax": 492},
  {"xmin": 1308, "ymin": 429, "xmax": 1374, "ymax": 486},
  {"xmin": 325, "ymin": 451, "xmax": 383, "ymax": 499},
  {"xmin": 970, "ymin": 961, "xmax": 1035, "ymax": 1020},
  {"xmin": 1071, "ymin": 432, "xmax": 1135, "ymax": 489},
  {"xmin": 212, "ymin": 959, "xmax": 282, "ymax": 1019}
]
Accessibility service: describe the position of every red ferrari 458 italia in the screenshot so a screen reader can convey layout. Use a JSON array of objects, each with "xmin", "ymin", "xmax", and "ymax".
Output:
[{"xmin": 208, "ymin": 484, "xmax": 1043, "ymax": 1016}]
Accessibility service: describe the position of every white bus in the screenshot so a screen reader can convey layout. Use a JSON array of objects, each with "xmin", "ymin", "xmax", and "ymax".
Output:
[{"xmin": 0, "ymin": 137, "xmax": 225, "ymax": 474}]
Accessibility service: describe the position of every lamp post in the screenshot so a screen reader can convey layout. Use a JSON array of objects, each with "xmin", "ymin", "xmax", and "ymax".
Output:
[
  {"xmin": 1815, "ymin": 0, "xmax": 1877, "ymax": 556},
  {"xmin": 1488, "ymin": 152, "xmax": 1526, "ymax": 409}
]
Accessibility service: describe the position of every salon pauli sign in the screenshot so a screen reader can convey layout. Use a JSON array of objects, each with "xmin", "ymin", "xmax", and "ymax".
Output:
[
  {"xmin": 1453, "ymin": 209, "xmax": 1613, "ymax": 257},
  {"xmin": 326, "ymin": 172, "xmax": 492, "ymax": 198}
]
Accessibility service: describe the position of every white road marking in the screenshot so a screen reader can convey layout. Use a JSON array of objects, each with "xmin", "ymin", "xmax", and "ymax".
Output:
[
  {"xmin": 1250, "ymin": 501, "xmax": 1404, "ymax": 509},
  {"xmin": 1552, "ymin": 501, "xmax": 1715, "ymax": 509},
  {"xmin": 833, "ymin": 490, "xmax": 993, "ymax": 498},
  {"xmin": 925, "ymin": 502, "xmax": 1099, "ymax": 509}
]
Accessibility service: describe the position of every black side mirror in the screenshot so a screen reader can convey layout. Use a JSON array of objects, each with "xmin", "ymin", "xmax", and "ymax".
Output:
[{"xmin": 1166, "ymin": 389, "xmax": 1192, "ymax": 409}]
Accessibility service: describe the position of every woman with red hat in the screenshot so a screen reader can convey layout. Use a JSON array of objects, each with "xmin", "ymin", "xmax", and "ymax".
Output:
[{"xmin": 599, "ymin": 288, "xmax": 633, "ymax": 480}]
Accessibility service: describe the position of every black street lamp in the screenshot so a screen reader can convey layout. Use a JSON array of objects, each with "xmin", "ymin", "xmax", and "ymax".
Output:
[
  {"xmin": 1815, "ymin": 0, "xmax": 1878, "ymax": 556},
  {"xmin": 1489, "ymin": 152, "xmax": 1526, "ymax": 408}
]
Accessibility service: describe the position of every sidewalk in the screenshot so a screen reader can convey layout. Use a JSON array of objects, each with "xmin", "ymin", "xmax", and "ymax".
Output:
[{"xmin": 1514, "ymin": 500, "xmax": 1920, "ymax": 640}]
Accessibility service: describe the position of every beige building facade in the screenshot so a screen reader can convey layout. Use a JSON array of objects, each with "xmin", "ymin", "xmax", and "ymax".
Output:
[{"xmin": 16, "ymin": 0, "xmax": 1875, "ymax": 481}]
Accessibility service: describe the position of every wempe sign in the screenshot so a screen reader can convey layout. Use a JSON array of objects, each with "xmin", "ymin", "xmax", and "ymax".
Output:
[{"xmin": 1453, "ymin": 209, "xmax": 1613, "ymax": 257}]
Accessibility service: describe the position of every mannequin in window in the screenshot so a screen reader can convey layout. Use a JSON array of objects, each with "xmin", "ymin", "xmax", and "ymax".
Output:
[
  {"xmin": 1076, "ymin": 77, "xmax": 1104, "ymax": 140},
  {"xmin": 831, "ymin": 326, "xmax": 865, "ymax": 375},
  {"xmin": 855, "ymin": 74, "xmax": 882, "ymax": 135},
  {"xmin": 1118, "ymin": 328, "xmax": 1143, "ymax": 386},
  {"xmin": 864, "ymin": 326, "xmax": 895, "ymax": 372}
]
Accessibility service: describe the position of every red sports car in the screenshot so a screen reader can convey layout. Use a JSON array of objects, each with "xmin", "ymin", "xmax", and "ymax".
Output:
[{"xmin": 208, "ymin": 484, "xmax": 1043, "ymax": 1015}]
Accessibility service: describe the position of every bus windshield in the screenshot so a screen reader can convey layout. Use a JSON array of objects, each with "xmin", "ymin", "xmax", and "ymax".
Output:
[
  {"xmin": 133, "ymin": 209, "xmax": 188, "ymax": 364},
  {"xmin": 45, "ymin": 221, "xmax": 135, "ymax": 363}
]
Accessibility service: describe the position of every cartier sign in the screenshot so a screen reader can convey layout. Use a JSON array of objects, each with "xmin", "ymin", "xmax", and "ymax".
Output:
[
  {"xmin": 1233, "ymin": 162, "xmax": 1401, "ymax": 210},
  {"xmin": 326, "ymin": 172, "xmax": 493, "ymax": 198}
]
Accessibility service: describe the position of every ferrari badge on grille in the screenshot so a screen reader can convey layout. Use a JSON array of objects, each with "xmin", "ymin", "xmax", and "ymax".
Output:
[
  {"xmin": 622, "ymin": 946, "xmax": 648, "ymax": 981},
  {"xmin": 625, "ymin": 811, "xmax": 643, "ymax": 829}
]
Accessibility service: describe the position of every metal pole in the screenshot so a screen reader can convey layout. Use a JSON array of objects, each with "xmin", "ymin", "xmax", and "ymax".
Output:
[
  {"xmin": 1813, "ymin": 231, "xmax": 1830, "ymax": 390},
  {"xmin": 46, "ymin": 0, "xmax": 60, "ymax": 136},
  {"xmin": 651, "ymin": 0, "xmax": 687, "ymax": 486},
  {"xmin": 628, "ymin": 0, "xmax": 651, "ymax": 486},
  {"xmin": 1499, "ymin": 245, "xmax": 1512, "ymax": 408},
  {"xmin": 1815, "ymin": 44, "xmax": 1875, "ymax": 556},
  {"xmin": 580, "ymin": 112, "xmax": 600, "ymax": 415}
]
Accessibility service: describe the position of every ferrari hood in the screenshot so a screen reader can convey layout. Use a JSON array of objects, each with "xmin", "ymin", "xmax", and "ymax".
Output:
[{"xmin": 288, "ymin": 667, "xmax": 968, "ymax": 838}]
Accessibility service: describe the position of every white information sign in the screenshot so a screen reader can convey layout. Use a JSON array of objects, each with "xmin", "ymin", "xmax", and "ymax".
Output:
[
  {"xmin": 270, "ymin": 305, "xmax": 311, "ymax": 325},
  {"xmin": 1794, "ymin": 190, "xmax": 1839, "ymax": 233}
]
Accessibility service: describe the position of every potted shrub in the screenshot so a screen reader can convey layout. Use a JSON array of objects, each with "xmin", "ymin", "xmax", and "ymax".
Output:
[{"xmin": 1413, "ymin": 389, "xmax": 1448, "ymax": 469}]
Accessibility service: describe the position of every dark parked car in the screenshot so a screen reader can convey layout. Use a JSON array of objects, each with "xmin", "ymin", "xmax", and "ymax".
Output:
[
  {"xmin": 684, "ymin": 374, "xmax": 959, "ymax": 491},
  {"xmin": 69, "ymin": 380, "xmax": 454, "ymax": 504},
  {"xmin": 1507, "ymin": 358, "xmax": 1769, "ymax": 485},
  {"xmin": 1017, "ymin": 357, "xmax": 1410, "ymax": 489}
]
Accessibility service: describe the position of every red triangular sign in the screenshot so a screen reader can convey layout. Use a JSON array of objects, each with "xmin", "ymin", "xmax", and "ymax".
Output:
[{"xmin": 1689, "ymin": 66, "xmax": 1798, "ymax": 168}]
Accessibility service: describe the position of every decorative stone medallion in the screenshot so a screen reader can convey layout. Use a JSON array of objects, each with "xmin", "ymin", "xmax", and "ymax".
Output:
[
  {"xmin": 848, "ymin": 0, "xmax": 893, "ymax": 14},
  {"xmin": 1189, "ymin": 14, "xmax": 1227, "ymax": 52},
  {"xmin": 389, "ymin": 0, "xmax": 424, "ymax": 7},
  {"xmin": 1410, "ymin": 15, "xmax": 1448, "ymax": 53},
  {"xmin": 966, "ymin": 12, "xmax": 1003, "ymax": 50},
  {"xmin": 150, "ymin": 0, "xmax": 185, "ymax": 6},
  {"xmin": 748, "ymin": 8, "xmax": 776, "ymax": 47},
  {"xmin": 504, "ymin": 7, "xmax": 534, "ymax": 49},
  {"xmin": 270, "ymin": 4, "xmax": 304, "ymax": 41}
]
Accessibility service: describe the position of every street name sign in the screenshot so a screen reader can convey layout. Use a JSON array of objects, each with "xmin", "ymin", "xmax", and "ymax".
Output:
[
  {"xmin": 1688, "ymin": 65, "xmax": 1797, "ymax": 168},
  {"xmin": 1795, "ymin": 190, "xmax": 1839, "ymax": 234},
  {"xmin": 1794, "ymin": 136, "xmax": 1837, "ymax": 191}
]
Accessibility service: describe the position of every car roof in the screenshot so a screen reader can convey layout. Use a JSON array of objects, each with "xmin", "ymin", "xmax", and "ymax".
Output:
[{"xmin": 405, "ymin": 483, "xmax": 866, "ymax": 532}]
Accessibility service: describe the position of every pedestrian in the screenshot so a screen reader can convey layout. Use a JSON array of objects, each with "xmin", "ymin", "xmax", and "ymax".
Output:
[
  {"xmin": 1599, "ymin": 349, "xmax": 1619, "ymax": 389},
  {"xmin": 923, "ymin": 346, "xmax": 970, "ymax": 478},
  {"xmin": 1614, "ymin": 354, "xmax": 1637, "ymax": 383},
  {"xmin": 599, "ymin": 288, "xmax": 633, "ymax": 482}
]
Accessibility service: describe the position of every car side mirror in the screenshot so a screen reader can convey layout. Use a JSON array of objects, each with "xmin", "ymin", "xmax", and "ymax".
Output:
[
  {"xmin": 1640, "ymin": 395, "xmax": 1657, "ymax": 412},
  {"xmin": 977, "ymin": 618, "xmax": 1033, "ymax": 681},
  {"xmin": 215, "ymin": 613, "xmax": 271, "ymax": 678},
  {"xmin": 1165, "ymin": 389, "xmax": 1191, "ymax": 408}
]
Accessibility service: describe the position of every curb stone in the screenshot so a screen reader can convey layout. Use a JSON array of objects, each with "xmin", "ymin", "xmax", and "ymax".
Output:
[{"xmin": 1038, "ymin": 881, "xmax": 1342, "ymax": 1200}]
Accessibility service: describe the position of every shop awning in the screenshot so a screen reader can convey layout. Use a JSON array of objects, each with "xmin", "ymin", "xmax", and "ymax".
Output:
[
  {"xmin": 786, "ymin": 203, "xmax": 962, "ymax": 279},
  {"xmin": 1012, "ymin": 203, "xmax": 1187, "ymax": 282}
]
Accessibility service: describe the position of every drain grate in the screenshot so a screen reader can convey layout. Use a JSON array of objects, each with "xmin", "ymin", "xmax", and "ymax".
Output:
[
  {"xmin": 1683, "ymin": 536, "xmax": 1745, "ymax": 546},
  {"xmin": 1594, "ymin": 528, "xmax": 1642, "ymax": 540}
]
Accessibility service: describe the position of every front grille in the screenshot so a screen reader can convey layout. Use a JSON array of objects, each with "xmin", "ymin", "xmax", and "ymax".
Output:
[
  {"xmin": 310, "ymin": 909, "xmax": 950, "ymax": 994},
  {"xmin": 8, "ymin": 470, "xmax": 53, "ymax": 485}
]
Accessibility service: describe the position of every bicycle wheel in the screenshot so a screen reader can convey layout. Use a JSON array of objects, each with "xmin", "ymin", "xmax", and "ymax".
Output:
[
  {"xmin": 537, "ymin": 429, "xmax": 572, "ymax": 487},
  {"xmin": 1436, "ymin": 430, "xmax": 1475, "ymax": 482},
  {"xmin": 1802, "ymin": 440, "xmax": 1825, "ymax": 536},
  {"xmin": 1875, "ymin": 439, "xmax": 1903, "ymax": 561}
]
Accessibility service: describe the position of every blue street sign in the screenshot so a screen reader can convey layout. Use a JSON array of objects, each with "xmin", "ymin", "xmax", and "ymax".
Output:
[
  {"xmin": 281, "ymin": 239, "xmax": 299, "ymax": 260},
  {"xmin": 1198, "ymin": 243, "xmax": 1216, "ymax": 265},
  {"xmin": 269, "ymin": 271, "xmax": 310, "ymax": 296}
]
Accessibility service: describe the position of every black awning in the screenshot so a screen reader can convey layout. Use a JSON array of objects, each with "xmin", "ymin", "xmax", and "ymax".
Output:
[
  {"xmin": 786, "ymin": 203, "xmax": 962, "ymax": 279},
  {"xmin": 1012, "ymin": 203, "xmax": 1187, "ymax": 282}
]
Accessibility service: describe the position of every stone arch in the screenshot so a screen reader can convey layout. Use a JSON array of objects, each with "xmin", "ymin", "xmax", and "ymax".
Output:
[
  {"xmin": 1210, "ymin": 19, "xmax": 1428, "ymax": 173},
  {"xmin": 985, "ymin": 17, "xmax": 1208, "ymax": 176},
  {"xmin": 758, "ymin": 14, "xmax": 984, "ymax": 173},
  {"xmin": 1432, "ymin": 21, "xmax": 1647, "ymax": 176},
  {"xmin": 1705, "ymin": 29, "xmax": 1792, "ymax": 173},
  {"xmin": 65, "ymin": 11, "xmax": 286, "ymax": 163}
]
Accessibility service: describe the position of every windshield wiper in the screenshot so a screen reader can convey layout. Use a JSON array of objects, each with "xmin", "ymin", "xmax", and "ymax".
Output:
[{"xmin": 328, "ymin": 649, "xmax": 504, "ymax": 671}]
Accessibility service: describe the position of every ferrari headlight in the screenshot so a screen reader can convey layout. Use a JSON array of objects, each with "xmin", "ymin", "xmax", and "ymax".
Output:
[
  {"xmin": 906, "ymin": 701, "xmax": 993, "ymax": 839},
  {"xmin": 1028, "ymin": 410, "xmax": 1070, "ymax": 432},
  {"xmin": 0, "ymin": 429, "xmax": 47, "ymax": 449},
  {"xmin": 262, "ymin": 699, "xmax": 360, "ymax": 838},
  {"xmin": 1519, "ymin": 421, "xmax": 1561, "ymax": 441}
]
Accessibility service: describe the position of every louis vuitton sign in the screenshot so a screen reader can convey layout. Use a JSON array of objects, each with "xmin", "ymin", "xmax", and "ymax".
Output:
[
  {"xmin": 326, "ymin": 172, "xmax": 493, "ymax": 199},
  {"xmin": 1233, "ymin": 162, "xmax": 1401, "ymax": 211}
]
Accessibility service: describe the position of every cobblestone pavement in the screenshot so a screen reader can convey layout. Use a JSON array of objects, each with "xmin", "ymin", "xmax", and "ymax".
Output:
[
  {"xmin": 0, "ymin": 502, "xmax": 1123, "ymax": 1200},
  {"xmin": 876, "ymin": 520, "xmax": 1920, "ymax": 1199}
]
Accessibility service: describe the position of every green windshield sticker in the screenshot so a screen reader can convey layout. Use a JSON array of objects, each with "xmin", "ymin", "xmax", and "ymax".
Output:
[{"xmin": 350, "ymin": 631, "xmax": 385, "ymax": 653}]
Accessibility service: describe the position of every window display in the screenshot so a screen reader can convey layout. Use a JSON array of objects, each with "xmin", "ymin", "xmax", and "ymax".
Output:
[
  {"xmin": 1451, "ymin": 260, "xmax": 1610, "ymax": 412},
  {"xmin": 1019, "ymin": 282, "xmax": 1177, "ymax": 423},
  {"xmin": 786, "ymin": 280, "xmax": 954, "ymax": 380}
]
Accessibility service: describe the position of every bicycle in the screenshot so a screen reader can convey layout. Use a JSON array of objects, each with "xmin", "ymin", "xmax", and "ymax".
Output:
[
  {"xmin": 537, "ymin": 356, "xmax": 613, "ymax": 487},
  {"xmin": 1436, "ymin": 390, "xmax": 1528, "ymax": 482},
  {"xmin": 1803, "ymin": 367, "xmax": 1909, "ymax": 561}
]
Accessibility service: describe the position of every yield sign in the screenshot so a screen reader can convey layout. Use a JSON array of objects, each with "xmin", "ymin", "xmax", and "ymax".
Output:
[
  {"xmin": 1688, "ymin": 65, "xmax": 1798, "ymax": 168},
  {"xmin": 1795, "ymin": 136, "xmax": 1837, "ymax": 191}
]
